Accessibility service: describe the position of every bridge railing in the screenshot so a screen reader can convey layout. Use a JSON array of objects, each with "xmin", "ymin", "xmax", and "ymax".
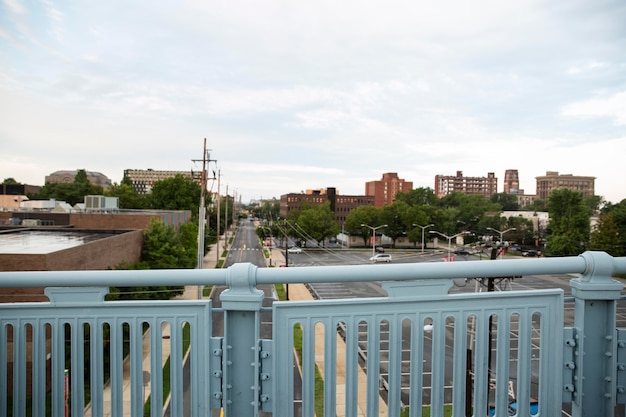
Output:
[{"xmin": 1, "ymin": 251, "xmax": 625, "ymax": 417}]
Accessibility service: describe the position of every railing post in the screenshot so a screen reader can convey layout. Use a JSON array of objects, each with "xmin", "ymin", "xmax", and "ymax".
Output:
[
  {"xmin": 570, "ymin": 251, "xmax": 623, "ymax": 417},
  {"xmin": 220, "ymin": 263, "xmax": 265, "ymax": 417}
]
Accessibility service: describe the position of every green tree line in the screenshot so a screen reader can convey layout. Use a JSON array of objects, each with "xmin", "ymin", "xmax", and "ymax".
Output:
[{"xmin": 252, "ymin": 187, "xmax": 626, "ymax": 258}]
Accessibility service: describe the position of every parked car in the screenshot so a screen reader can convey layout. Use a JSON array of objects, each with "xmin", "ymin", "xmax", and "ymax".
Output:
[
  {"xmin": 375, "ymin": 246, "xmax": 385, "ymax": 253},
  {"xmin": 287, "ymin": 247, "xmax": 302, "ymax": 254},
  {"xmin": 522, "ymin": 250, "xmax": 540, "ymax": 257},
  {"xmin": 369, "ymin": 254, "xmax": 392, "ymax": 263}
]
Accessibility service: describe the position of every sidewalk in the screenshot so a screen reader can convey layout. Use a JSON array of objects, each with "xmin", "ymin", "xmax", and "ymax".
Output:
[
  {"xmin": 270, "ymin": 247, "xmax": 388, "ymax": 417},
  {"xmin": 96, "ymin": 230, "xmax": 386, "ymax": 416},
  {"xmin": 87, "ymin": 237, "xmax": 227, "ymax": 417}
]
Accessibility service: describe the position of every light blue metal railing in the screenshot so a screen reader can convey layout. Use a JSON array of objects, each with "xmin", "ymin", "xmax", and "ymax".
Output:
[{"xmin": 1, "ymin": 252, "xmax": 625, "ymax": 417}]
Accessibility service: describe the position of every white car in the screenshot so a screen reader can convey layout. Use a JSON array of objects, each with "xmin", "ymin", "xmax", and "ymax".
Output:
[
  {"xmin": 287, "ymin": 247, "xmax": 302, "ymax": 254},
  {"xmin": 369, "ymin": 254, "xmax": 392, "ymax": 263}
]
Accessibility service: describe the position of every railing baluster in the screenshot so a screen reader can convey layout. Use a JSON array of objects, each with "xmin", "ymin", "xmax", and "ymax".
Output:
[
  {"xmin": 365, "ymin": 317, "xmax": 380, "ymax": 417},
  {"xmin": 31, "ymin": 320, "xmax": 46, "ymax": 417},
  {"xmin": 493, "ymin": 310, "xmax": 511, "ymax": 415},
  {"xmin": 323, "ymin": 317, "xmax": 337, "ymax": 417},
  {"xmin": 51, "ymin": 318, "xmax": 65, "ymax": 417},
  {"xmin": 91, "ymin": 319, "xmax": 104, "ymax": 417},
  {"xmin": 451, "ymin": 313, "xmax": 467, "ymax": 417},
  {"xmin": 0, "ymin": 252, "xmax": 624, "ymax": 417},
  {"xmin": 302, "ymin": 317, "xmax": 316, "ymax": 417},
  {"xmin": 130, "ymin": 318, "xmax": 143, "ymax": 416}
]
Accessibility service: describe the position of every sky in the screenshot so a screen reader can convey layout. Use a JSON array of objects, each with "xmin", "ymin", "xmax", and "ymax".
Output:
[{"xmin": 1, "ymin": 0, "xmax": 625, "ymax": 205}]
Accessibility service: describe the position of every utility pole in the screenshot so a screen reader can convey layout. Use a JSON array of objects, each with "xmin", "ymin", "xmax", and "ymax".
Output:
[
  {"xmin": 216, "ymin": 170, "xmax": 221, "ymax": 267},
  {"xmin": 196, "ymin": 139, "xmax": 207, "ymax": 271},
  {"xmin": 192, "ymin": 139, "xmax": 217, "ymax": 299},
  {"xmin": 225, "ymin": 184, "xmax": 229, "ymax": 246}
]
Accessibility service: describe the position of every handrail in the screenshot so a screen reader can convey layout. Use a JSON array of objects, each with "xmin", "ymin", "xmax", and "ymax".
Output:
[{"xmin": 1, "ymin": 252, "xmax": 625, "ymax": 288}]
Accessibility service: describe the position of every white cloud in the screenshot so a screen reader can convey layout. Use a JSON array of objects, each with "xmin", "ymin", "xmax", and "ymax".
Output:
[
  {"xmin": 1, "ymin": 0, "xmax": 626, "ymax": 204},
  {"xmin": 562, "ymin": 92, "xmax": 626, "ymax": 126}
]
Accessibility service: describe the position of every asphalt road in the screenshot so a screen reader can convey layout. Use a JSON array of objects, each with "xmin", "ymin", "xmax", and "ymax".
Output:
[
  {"xmin": 176, "ymin": 225, "xmax": 626, "ymax": 416},
  {"xmin": 290, "ymin": 247, "xmax": 626, "ymax": 415},
  {"xmin": 212, "ymin": 222, "xmax": 303, "ymax": 417}
]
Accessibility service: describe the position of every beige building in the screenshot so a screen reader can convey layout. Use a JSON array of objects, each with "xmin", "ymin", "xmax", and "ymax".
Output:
[
  {"xmin": 515, "ymin": 194, "xmax": 537, "ymax": 209},
  {"xmin": 124, "ymin": 169, "xmax": 203, "ymax": 194},
  {"xmin": 535, "ymin": 171, "xmax": 595, "ymax": 200},
  {"xmin": 434, "ymin": 171, "xmax": 498, "ymax": 198}
]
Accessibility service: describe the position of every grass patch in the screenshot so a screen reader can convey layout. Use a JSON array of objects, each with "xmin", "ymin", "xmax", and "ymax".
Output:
[
  {"xmin": 202, "ymin": 285, "xmax": 213, "ymax": 297},
  {"xmin": 278, "ymin": 283, "xmax": 325, "ymax": 417},
  {"xmin": 275, "ymin": 283, "xmax": 286, "ymax": 300},
  {"xmin": 143, "ymin": 322, "xmax": 192, "ymax": 416},
  {"xmin": 401, "ymin": 404, "xmax": 453, "ymax": 417}
]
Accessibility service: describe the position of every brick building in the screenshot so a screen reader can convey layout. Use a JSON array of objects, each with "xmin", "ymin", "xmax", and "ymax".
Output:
[
  {"xmin": 0, "ymin": 209, "xmax": 191, "ymax": 231},
  {"xmin": 365, "ymin": 172, "xmax": 413, "ymax": 207},
  {"xmin": 434, "ymin": 171, "xmax": 498, "ymax": 198},
  {"xmin": 280, "ymin": 188, "xmax": 374, "ymax": 225},
  {"xmin": 503, "ymin": 169, "xmax": 524, "ymax": 194}
]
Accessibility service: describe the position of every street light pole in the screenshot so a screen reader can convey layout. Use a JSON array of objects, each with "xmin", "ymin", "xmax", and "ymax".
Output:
[
  {"xmin": 361, "ymin": 223, "xmax": 387, "ymax": 258},
  {"xmin": 486, "ymin": 227, "xmax": 516, "ymax": 257},
  {"xmin": 429, "ymin": 230, "xmax": 469, "ymax": 261},
  {"xmin": 413, "ymin": 223, "xmax": 434, "ymax": 253}
]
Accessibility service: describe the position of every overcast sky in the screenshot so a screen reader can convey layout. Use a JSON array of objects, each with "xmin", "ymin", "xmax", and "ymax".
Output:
[{"xmin": 1, "ymin": 0, "xmax": 625, "ymax": 204}]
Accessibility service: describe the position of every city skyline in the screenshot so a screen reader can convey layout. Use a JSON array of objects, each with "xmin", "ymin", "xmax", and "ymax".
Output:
[{"xmin": 2, "ymin": 1, "xmax": 625, "ymax": 204}]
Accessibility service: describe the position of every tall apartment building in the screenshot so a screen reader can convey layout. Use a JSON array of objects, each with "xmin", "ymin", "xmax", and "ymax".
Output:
[
  {"xmin": 503, "ymin": 169, "xmax": 524, "ymax": 194},
  {"xmin": 535, "ymin": 171, "xmax": 596, "ymax": 200},
  {"xmin": 434, "ymin": 171, "xmax": 497, "ymax": 198},
  {"xmin": 124, "ymin": 169, "xmax": 203, "ymax": 194},
  {"xmin": 45, "ymin": 170, "xmax": 111, "ymax": 189},
  {"xmin": 280, "ymin": 188, "xmax": 374, "ymax": 225},
  {"xmin": 365, "ymin": 172, "xmax": 413, "ymax": 207}
]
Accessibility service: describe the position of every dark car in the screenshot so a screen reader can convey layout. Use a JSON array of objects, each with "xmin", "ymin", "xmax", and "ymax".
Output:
[
  {"xmin": 522, "ymin": 249, "xmax": 540, "ymax": 257},
  {"xmin": 454, "ymin": 249, "xmax": 470, "ymax": 256}
]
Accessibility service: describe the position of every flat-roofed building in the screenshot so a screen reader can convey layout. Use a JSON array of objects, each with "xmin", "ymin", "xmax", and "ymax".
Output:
[
  {"xmin": 365, "ymin": 172, "xmax": 413, "ymax": 207},
  {"xmin": 434, "ymin": 171, "xmax": 498, "ymax": 198},
  {"xmin": 503, "ymin": 169, "xmax": 524, "ymax": 194},
  {"xmin": 124, "ymin": 168, "xmax": 203, "ymax": 194},
  {"xmin": 516, "ymin": 194, "xmax": 537, "ymax": 209},
  {"xmin": 280, "ymin": 188, "xmax": 374, "ymax": 225},
  {"xmin": 535, "ymin": 171, "xmax": 596, "ymax": 199}
]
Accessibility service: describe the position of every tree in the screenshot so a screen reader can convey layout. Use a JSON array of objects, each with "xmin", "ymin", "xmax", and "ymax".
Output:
[
  {"xmin": 105, "ymin": 176, "xmax": 150, "ymax": 209},
  {"xmin": 395, "ymin": 187, "xmax": 438, "ymax": 206},
  {"xmin": 150, "ymin": 174, "xmax": 201, "ymax": 216},
  {"xmin": 296, "ymin": 202, "xmax": 340, "ymax": 246},
  {"xmin": 490, "ymin": 193, "xmax": 519, "ymax": 211},
  {"xmin": 345, "ymin": 205, "xmax": 384, "ymax": 246},
  {"xmin": 33, "ymin": 169, "xmax": 104, "ymax": 205},
  {"xmin": 545, "ymin": 189, "xmax": 591, "ymax": 256},
  {"xmin": 526, "ymin": 198, "xmax": 548, "ymax": 212},
  {"xmin": 2, "ymin": 178, "xmax": 20, "ymax": 184},
  {"xmin": 141, "ymin": 219, "xmax": 196, "ymax": 269},
  {"xmin": 251, "ymin": 200, "xmax": 280, "ymax": 221},
  {"xmin": 593, "ymin": 198, "xmax": 626, "ymax": 256},
  {"xmin": 380, "ymin": 201, "xmax": 412, "ymax": 247},
  {"xmin": 437, "ymin": 192, "xmax": 501, "ymax": 234},
  {"xmin": 589, "ymin": 213, "xmax": 623, "ymax": 256},
  {"xmin": 109, "ymin": 219, "xmax": 194, "ymax": 300}
]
